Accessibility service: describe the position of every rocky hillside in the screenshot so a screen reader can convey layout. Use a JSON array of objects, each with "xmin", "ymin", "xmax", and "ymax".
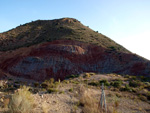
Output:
[
  {"xmin": 0, "ymin": 18, "xmax": 150, "ymax": 81},
  {"xmin": 0, "ymin": 18, "xmax": 128, "ymax": 52}
]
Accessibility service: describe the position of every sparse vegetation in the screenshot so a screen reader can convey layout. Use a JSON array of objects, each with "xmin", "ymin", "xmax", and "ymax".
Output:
[
  {"xmin": 66, "ymin": 74, "xmax": 79, "ymax": 79},
  {"xmin": 78, "ymin": 86, "xmax": 101, "ymax": 113},
  {"xmin": 88, "ymin": 81, "xmax": 99, "ymax": 86},
  {"xmin": 111, "ymin": 79, "xmax": 123, "ymax": 88},
  {"xmin": 34, "ymin": 82, "xmax": 39, "ymax": 87},
  {"xmin": 0, "ymin": 18, "xmax": 129, "ymax": 52},
  {"xmin": 8, "ymin": 86, "xmax": 35, "ymax": 113},
  {"xmin": 69, "ymin": 88, "xmax": 73, "ymax": 92},
  {"xmin": 99, "ymin": 79, "xmax": 110, "ymax": 86},
  {"xmin": 47, "ymin": 88, "xmax": 58, "ymax": 93},
  {"xmin": 120, "ymin": 84, "xmax": 132, "ymax": 92},
  {"xmin": 0, "ymin": 17, "xmax": 150, "ymax": 113},
  {"xmin": 129, "ymin": 80, "xmax": 142, "ymax": 87},
  {"xmin": 0, "ymin": 72, "xmax": 149, "ymax": 112},
  {"xmin": 84, "ymin": 73, "xmax": 91, "ymax": 78}
]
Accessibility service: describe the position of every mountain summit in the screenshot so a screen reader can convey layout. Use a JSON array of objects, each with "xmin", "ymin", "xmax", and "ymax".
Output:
[
  {"xmin": 0, "ymin": 18, "xmax": 150, "ymax": 81},
  {"xmin": 0, "ymin": 18, "xmax": 128, "ymax": 52}
]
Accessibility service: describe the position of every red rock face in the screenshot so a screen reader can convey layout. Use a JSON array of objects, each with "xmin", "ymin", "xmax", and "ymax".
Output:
[{"xmin": 0, "ymin": 40, "xmax": 150, "ymax": 81}]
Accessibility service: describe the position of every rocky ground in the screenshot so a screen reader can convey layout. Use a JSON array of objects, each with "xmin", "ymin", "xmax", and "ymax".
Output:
[{"xmin": 0, "ymin": 73, "xmax": 150, "ymax": 113}]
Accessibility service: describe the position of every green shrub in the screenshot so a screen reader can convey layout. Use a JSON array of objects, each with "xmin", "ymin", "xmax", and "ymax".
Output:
[
  {"xmin": 71, "ymin": 80, "xmax": 79, "ymax": 84},
  {"xmin": 54, "ymin": 81, "xmax": 60, "ymax": 87},
  {"xmin": 62, "ymin": 80, "xmax": 70, "ymax": 84},
  {"xmin": 120, "ymin": 84, "xmax": 132, "ymax": 92},
  {"xmin": 109, "ymin": 46, "xmax": 116, "ymax": 51},
  {"xmin": 84, "ymin": 80, "xmax": 88, "ymax": 83},
  {"xmin": 66, "ymin": 74, "xmax": 79, "ymax": 79},
  {"xmin": 111, "ymin": 80, "xmax": 122, "ymax": 88},
  {"xmin": 130, "ymin": 76, "xmax": 137, "ymax": 80},
  {"xmin": 8, "ymin": 86, "xmax": 35, "ymax": 113},
  {"xmin": 69, "ymin": 88, "xmax": 73, "ymax": 92},
  {"xmin": 83, "ymin": 73, "xmax": 91, "ymax": 78},
  {"xmin": 89, "ymin": 73, "xmax": 96, "ymax": 76},
  {"xmin": 124, "ymin": 75, "xmax": 130, "ymax": 78},
  {"xmin": 47, "ymin": 88, "xmax": 58, "ymax": 93},
  {"xmin": 125, "ymin": 84, "xmax": 132, "ymax": 91},
  {"xmin": 41, "ymin": 83, "xmax": 48, "ymax": 88},
  {"xmin": 129, "ymin": 80, "xmax": 142, "ymax": 87},
  {"xmin": 43, "ymin": 78, "xmax": 54, "ymax": 85},
  {"xmin": 41, "ymin": 78, "xmax": 58, "ymax": 89},
  {"xmin": 140, "ymin": 76, "xmax": 150, "ymax": 82},
  {"xmin": 34, "ymin": 82, "xmax": 39, "ymax": 87},
  {"xmin": 59, "ymin": 91, "xmax": 64, "ymax": 94},
  {"xmin": 88, "ymin": 81, "xmax": 99, "ymax": 86},
  {"xmin": 99, "ymin": 79, "xmax": 110, "ymax": 86},
  {"xmin": 44, "ymin": 78, "xmax": 54, "ymax": 84}
]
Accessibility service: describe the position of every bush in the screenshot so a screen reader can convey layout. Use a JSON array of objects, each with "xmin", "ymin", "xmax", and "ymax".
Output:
[
  {"xmin": 140, "ymin": 76, "xmax": 150, "ymax": 82},
  {"xmin": 109, "ymin": 46, "xmax": 116, "ymax": 51},
  {"xmin": 130, "ymin": 76, "xmax": 137, "ymax": 80},
  {"xmin": 124, "ymin": 84, "xmax": 131, "ymax": 91},
  {"xmin": 49, "ymin": 78, "xmax": 55, "ymax": 84},
  {"xmin": 8, "ymin": 86, "xmax": 35, "ymax": 113},
  {"xmin": 88, "ymin": 81, "xmax": 99, "ymax": 86},
  {"xmin": 129, "ymin": 80, "xmax": 142, "ymax": 87},
  {"xmin": 120, "ymin": 84, "xmax": 132, "ymax": 92},
  {"xmin": 70, "ymin": 80, "xmax": 79, "ymax": 84},
  {"xmin": 124, "ymin": 75, "xmax": 130, "ymax": 78},
  {"xmin": 83, "ymin": 73, "xmax": 91, "ymax": 78},
  {"xmin": 47, "ymin": 88, "xmax": 58, "ymax": 93},
  {"xmin": 62, "ymin": 80, "xmax": 70, "ymax": 84},
  {"xmin": 41, "ymin": 83, "xmax": 48, "ymax": 88},
  {"xmin": 66, "ymin": 74, "xmax": 79, "ymax": 79},
  {"xmin": 41, "ymin": 78, "xmax": 59, "ymax": 89},
  {"xmin": 69, "ymin": 88, "xmax": 73, "ymax": 92},
  {"xmin": 34, "ymin": 82, "xmax": 39, "ymax": 87},
  {"xmin": 99, "ymin": 79, "xmax": 110, "ymax": 86},
  {"xmin": 84, "ymin": 73, "xmax": 96, "ymax": 78},
  {"xmin": 111, "ymin": 80, "xmax": 122, "ymax": 88}
]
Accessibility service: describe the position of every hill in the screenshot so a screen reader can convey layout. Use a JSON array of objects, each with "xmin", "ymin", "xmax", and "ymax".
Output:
[
  {"xmin": 0, "ymin": 18, "xmax": 150, "ymax": 81},
  {"xmin": 0, "ymin": 18, "xmax": 128, "ymax": 52}
]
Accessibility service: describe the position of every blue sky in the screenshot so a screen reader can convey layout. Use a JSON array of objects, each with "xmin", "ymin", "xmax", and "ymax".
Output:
[{"xmin": 0, "ymin": 0, "xmax": 150, "ymax": 60}]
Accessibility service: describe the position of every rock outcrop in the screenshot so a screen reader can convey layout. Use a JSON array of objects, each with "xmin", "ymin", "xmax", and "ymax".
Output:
[{"xmin": 0, "ymin": 40, "xmax": 150, "ymax": 81}]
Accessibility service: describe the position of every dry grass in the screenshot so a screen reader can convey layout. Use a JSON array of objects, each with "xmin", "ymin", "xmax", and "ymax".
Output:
[
  {"xmin": 84, "ymin": 73, "xmax": 96, "ymax": 78},
  {"xmin": 78, "ymin": 85, "xmax": 101, "ymax": 113},
  {"xmin": 8, "ymin": 86, "xmax": 36, "ymax": 113}
]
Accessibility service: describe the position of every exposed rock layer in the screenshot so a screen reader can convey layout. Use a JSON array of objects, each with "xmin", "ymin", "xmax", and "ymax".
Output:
[{"xmin": 0, "ymin": 40, "xmax": 150, "ymax": 81}]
